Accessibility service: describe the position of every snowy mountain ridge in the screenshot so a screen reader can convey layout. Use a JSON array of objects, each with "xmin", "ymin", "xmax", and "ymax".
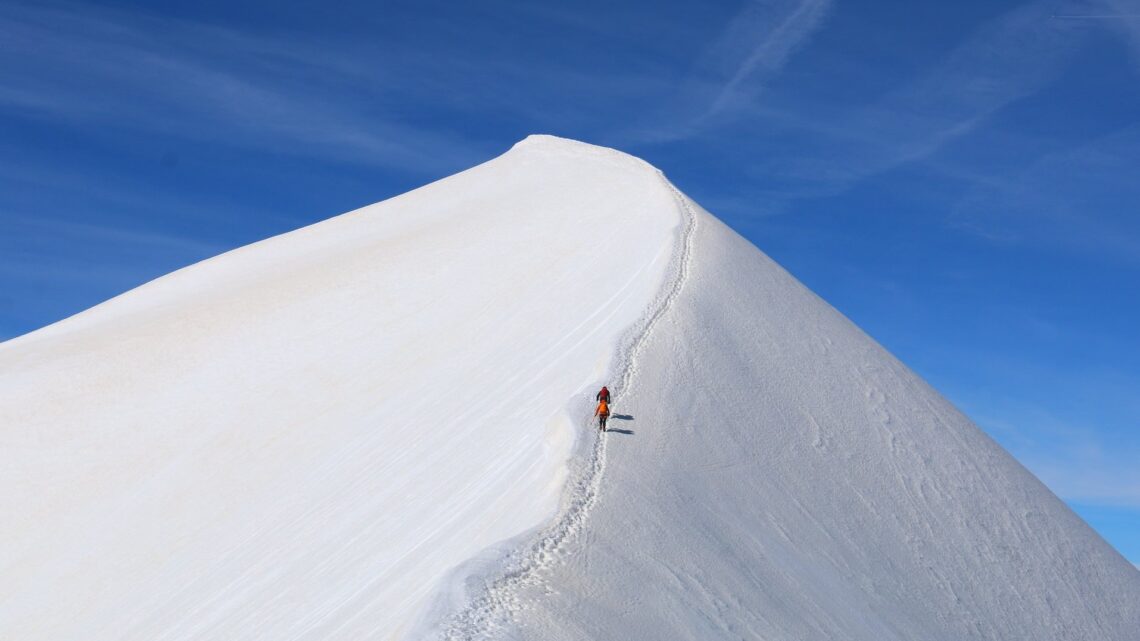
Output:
[
  {"xmin": 2, "ymin": 135, "xmax": 1138, "ymax": 640},
  {"xmin": 428, "ymin": 157, "xmax": 700, "ymax": 641}
]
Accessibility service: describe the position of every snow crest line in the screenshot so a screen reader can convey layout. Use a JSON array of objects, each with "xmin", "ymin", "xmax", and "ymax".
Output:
[{"xmin": 437, "ymin": 174, "xmax": 698, "ymax": 640}]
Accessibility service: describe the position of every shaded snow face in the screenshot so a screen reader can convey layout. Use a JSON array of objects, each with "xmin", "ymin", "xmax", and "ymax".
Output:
[
  {"xmin": 0, "ymin": 136, "xmax": 683, "ymax": 640},
  {"xmin": 500, "ymin": 208, "xmax": 1140, "ymax": 641}
]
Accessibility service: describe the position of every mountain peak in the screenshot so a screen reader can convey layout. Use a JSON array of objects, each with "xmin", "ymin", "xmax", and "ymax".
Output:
[
  {"xmin": 3, "ymin": 137, "xmax": 1137, "ymax": 641},
  {"xmin": 508, "ymin": 134, "xmax": 657, "ymax": 172},
  {"xmin": 0, "ymin": 132, "xmax": 689, "ymax": 641},
  {"xmin": 511, "ymin": 133, "xmax": 604, "ymax": 151}
]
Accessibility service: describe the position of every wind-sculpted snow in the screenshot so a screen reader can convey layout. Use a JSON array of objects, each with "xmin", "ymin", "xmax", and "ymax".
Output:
[
  {"xmin": 500, "ymin": 205, "xmax": 1140, "ymax": 640},
  {"xmin": 0, "ymin": 136, "xmax": 682, "ymax": 640}
]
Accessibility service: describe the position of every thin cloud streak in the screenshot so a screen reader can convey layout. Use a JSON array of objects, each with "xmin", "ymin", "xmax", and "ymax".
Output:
[
  {"xmin": 780, "ymin": 0, "xmax": 1094, "ymax": 183},
  {"xmin": 0, "ymin": 2, "xmax": 489, "ymax": 175},
  {"xmin": 1025, "ymin": 455, "xmax": 1140, "ymax": 508},
  {"xmin": 948, "ymin": 124, "xmax": 1140, "ymax": 261},
  {"xmin": 696, "ymin": 0, "xmax": 1117, "ymax": 224},
  {"xmin": 3, "ymin": 214, "xmax": 227, "ymax": 259},
  {"xmin": 703, "ymin": 0, "xmax": 833, "ymax": 119},
  {"xmin": 621, "ymin": 0, "xmax": 833, "ymax": 144},
  {"xmin": 973, "ymin": 409, "xmax": 1140, "ymax": 509},
  {"xmin": 1102, "ymin": 0, "xmax": 1140, "ymax": 64}
]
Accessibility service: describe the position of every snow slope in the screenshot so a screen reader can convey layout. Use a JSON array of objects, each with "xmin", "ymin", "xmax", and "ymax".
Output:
[
  {"xmin": 4, "ymin": 135, "xmax": 1138, "ymax": 641},
  {"xmin": 463, "ymin": 197, "xmax": 1140, "ymax": 639},
  {"xmin": 0, "ymin": 136, "xmax": 683, "ymax": 640}
]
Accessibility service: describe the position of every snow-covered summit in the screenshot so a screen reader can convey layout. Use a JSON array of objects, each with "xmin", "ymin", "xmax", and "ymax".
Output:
[
  {"xmin": 2, "ymin": 136, "xmax": 1138, "ymax": 641},
  {"xmin": 0, "ymin": 136, "xmax": 684, "ymax": 640},
  {"xmin": 510, "ymin": 134, "xmax": 654, "ymax": 167},
  {"xmin": 510, "ymin": 133, "xmax": 609, "ymax": 152}
]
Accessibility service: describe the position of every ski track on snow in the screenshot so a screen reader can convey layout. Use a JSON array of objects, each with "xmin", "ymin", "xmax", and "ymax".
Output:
[{"xmin": 437, "ymin": 173, "xmax": 698, "ymax": 641}]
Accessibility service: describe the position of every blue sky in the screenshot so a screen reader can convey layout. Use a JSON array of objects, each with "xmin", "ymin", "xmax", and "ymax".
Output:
[{"xmin": 2, "ymin": 0, "xmax": 1138, "ymax": 564}]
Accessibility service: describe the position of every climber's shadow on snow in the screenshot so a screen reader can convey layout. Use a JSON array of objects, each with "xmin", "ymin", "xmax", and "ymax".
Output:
[{"xmin": 607, "ymin": 414, "xmax": 635, "ymax": 434}]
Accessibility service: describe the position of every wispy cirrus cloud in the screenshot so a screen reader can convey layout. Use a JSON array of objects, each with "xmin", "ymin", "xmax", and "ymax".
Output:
[
  {"xmin": 0, "ymin": 214, "xmax": 226, "ymax": 275},
  {"xmin": 752, "ymin": 0, "xmax": 1101, "ymax": 194},
  {"xmin": 0, "ymin": 208, "xmax": 231, "ymax": 341},
  {"xmin": 996, "ymin": 423, "xmax": 1140, "ymax": 509},
  {"xmin": 967, "ymin": 392, "xmax": 1140, "ymax": 509},
  {"xmin": 1100, "ymin": 0, "xmax": 1140, "ymax": 66},
  {"xmin": 622, "ymin": 0, "xmax": 833, "ymax": 143},
  {"xmin": 948, "ymin": 124, "xmax": 1140, "ymax": 261},
  {"xmin": 1, "ymin": 0, "xmax": 835, "ymax": 168},
  {"xmin": 0, "ymin": 2, "xmax": 491, "ymax": 175},
  {"xmin": 936, "ymin": 336, "xmax": 1140, "ymax": 512},
  {"xmin": 699, "ymin": 0, "xmax": 833, "ymax": 119}
]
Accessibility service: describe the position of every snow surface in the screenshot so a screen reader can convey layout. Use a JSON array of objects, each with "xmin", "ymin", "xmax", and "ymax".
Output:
[
  {"xmin": 4, "ymin": 135, "xmax": 1139, "ymax": 640},
  {"xmin": 462, "ymin": 200, "xmax": 1140, "ymax": 640},
  {"xmin": 0, "ymin": 136, "xmax": 681, "ymax": 640}
]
